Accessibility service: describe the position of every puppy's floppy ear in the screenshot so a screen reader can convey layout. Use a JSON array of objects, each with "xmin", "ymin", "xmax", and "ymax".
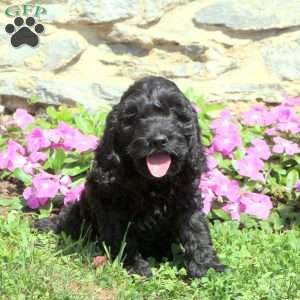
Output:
[
  {"xmin": 186, "ymin": 110, "xmax": 207, "ymax": 177},
  {"xmin": 94, "ymin": 104, "xmax": 121, "ymax": 170}
]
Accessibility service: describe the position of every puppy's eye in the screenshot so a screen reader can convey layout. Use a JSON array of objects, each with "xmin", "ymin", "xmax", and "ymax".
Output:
[
  {"xmin": 121, "ymin": 105, "xmax": 138, "ymax": 124},
  {"xmin": 172, "ymin": 108, "xmax": 191, "ymax": 122},
  {"xmin": 125, "ymin": 105, "xmax": 138, "ymax": 116},
  {"xmin": 154, "ymin": 100, "xmax": 163, "ymax": 109}
]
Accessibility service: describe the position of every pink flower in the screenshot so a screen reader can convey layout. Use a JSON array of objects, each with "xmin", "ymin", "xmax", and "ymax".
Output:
[
  {"xmin": 271, "ymin": 105, "xmax": 299, "ymax": 123},
  {"xmin": 32, "ymin": 172, "xmax": 60, "ymax": 198},
  {"xmin": 223, "ymin": 200, "xmax": 244, "ymax": 221},
  {"xmin": 7, "ymin": 140, "xmax": 25, "ymax": 155},
  {"xmin": 296, "ymin": 180, "xmax": 300, "ymax": 190},
  {"xmin": 242, "ymin": 105, "xmax": 275, "ymax": 126},
  {"xmin": 26, "ymin": 128, "xmax": 51, "ymax": 153},
  {"xmin": 13, "ymin": 108, "xmax": 35, "ymax": 129},
  {"xmin": 246, "ymin": 138, "xmax": 271, "ymax": 160},
  {"xmin": 23, "ymin": 161, "xmax": 41, "ymax": 175},
  {"xmin": 277, "ymin": 120, "xmax": 300, "ymax": 134},
  {"xmin": 207, "ymin": 155, "xmax": 218, "ymax": 170},
  {"xmin": 268, "ymin": 105, "xmax": 300, "ymax": 134},
  {"xmin": 23, "ymin": 172, "xmax": 61, "ymax": 208},
  {"xmin": 45, "ymin": 127, "xmax": 70, "ymax": 150},
  {"xmin": 202, "ymin": 188, "xmax": 215, "ymax": 214},
  {"xmin": 211, "ymin": 110, "xmax": 238, "ymax": 134},
  {"xmin": 239, "ymin": 192, "xmax": 272, "ymax": 220},
  {"xmin": 282, "ymin": 94, "xmax": 300, "ymax": 107},
  {"xmin": 212, "ymin": 131, "xmax": 242, "ymax": 156},
  {"xmin": 273, "ymin": 137, "xmax": 300, "ymax": 155},
  {"xmin": 64, "ymin": 184, "xmax": 84, "ymax": 205},
  {"xmin": 23, "ymin": 187, "xmax": 48, "ymax": 209},
  {"xmin": 210, "ymin": 111, "xmax": 242, "ymax": 157},
  {"xmin": 60, "ymin": 175, "xmax": 72, "ymax": 186},
  {"xmin": 223, "ymin": 192, "xmax": 272, "ymax": 220},
  {"xmin": 8, "ymin": 153, "xmax": 27, "ymax": 171},
  {"xmin": 73, "ymin": 134, "xmax": 98, "ymax": 153},
  {"xmin": 200, "ymin": 170, "xmax": 218, "ymax": 190},
  {"xmin": 210, "ymin": 171, "xmax": 240, "ymax": 201},
  {"xmin": 200, "ymin": 169, "xmax": 240, "ymax": 206},
  {"xmin": 23, "ymin": 173, "xmax": 76, "ymax": 209},
  {"xmin": 56, "ymin": 122, "xmax": 80, "ymax": 149},
  {"xmin": 59, "ymin": 175, "xmax": 72, "ymax": 195},
  {"xmin": 45, "ymin": 122, "xmax": 98, "ymax": 153},
  {"xmin": 29, "ymin": 152, "xmax": 48, "ymax": 163},
  {"xmin": 0, "ymin": 140, "xmax": 26, "ymax": 171},
  {"xmin": 20, "ymin": 152, "xmax": 48, "ymax": 175},
  {"xmin": 265, "ymin": 128, "xmax": 278, "ymax": 136},
  {"xmin": 215, "ymin": 179, "xmax": 240, "ymax": 201},
  {"xmin": 235, "ymin": 155, "xmax": 264, "ymax": 181},
  {"xmin": 0, "ymin": 151, "xmax": 10, "ymax": 169},
  {"xmin": 44, "ymin": 128, "xmax": 61, "ymax": 144}
]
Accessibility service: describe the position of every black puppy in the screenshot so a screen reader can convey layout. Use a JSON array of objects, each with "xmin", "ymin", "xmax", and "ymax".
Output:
[{"xmin": 35, "ymin": 76, "xmax": 224, "ymax": 277}]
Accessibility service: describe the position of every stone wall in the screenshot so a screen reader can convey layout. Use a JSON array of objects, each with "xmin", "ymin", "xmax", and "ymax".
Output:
[{"xmin": 0, "ymin": 0, "xmax": 300, "ymax": 110}]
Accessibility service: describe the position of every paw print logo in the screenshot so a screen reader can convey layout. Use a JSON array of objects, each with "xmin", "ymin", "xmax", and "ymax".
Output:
[{"xmin": 5, "ymin": 17, "xmax": 45, "ymax": 48}]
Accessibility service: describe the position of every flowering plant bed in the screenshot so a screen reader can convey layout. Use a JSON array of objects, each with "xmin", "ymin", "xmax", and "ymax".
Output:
[
  {"xmin": 0, "ymin": 92, "xmax": 300, "ymax": 225},
  {"xmin": 188, "ymin": 90, "xmax": 300, "ymax": 224}
]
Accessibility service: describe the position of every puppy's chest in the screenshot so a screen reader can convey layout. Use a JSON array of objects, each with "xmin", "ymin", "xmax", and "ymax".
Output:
[
  {"xmin": 130, "ymin": 187, "xmax": 176, "ymax": 211},
  {"xmin": 130, "ymin": 189, "xmax": 177, "ymax": 233}
]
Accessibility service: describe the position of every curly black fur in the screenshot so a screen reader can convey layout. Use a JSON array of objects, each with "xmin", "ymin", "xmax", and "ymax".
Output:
[{"xmin": 35, "ymin": 76, "xmax": 225, "ymax": 277}]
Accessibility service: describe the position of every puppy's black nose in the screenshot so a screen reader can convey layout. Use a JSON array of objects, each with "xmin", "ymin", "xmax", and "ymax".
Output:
[{"xmin": 150, "ymin": 134, "xmax": 168, "ymax": 147}]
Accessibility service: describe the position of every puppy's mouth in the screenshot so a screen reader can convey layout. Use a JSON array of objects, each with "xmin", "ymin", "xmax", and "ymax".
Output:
[{"xmin": 146, "ymin": 152, "xmax": 172, "ymax": 178}]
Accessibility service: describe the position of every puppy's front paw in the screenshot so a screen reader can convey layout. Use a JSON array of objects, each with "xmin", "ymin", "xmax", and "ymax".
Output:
[
  {"xmin": 187, "ymin": 261, "xmax": 226, "ymax": 278},
  {"xmin": 132, "ymin": 260, "xmax": 152, "ymax": 277},
  {"xmin": 209, "ymin": 262, "xmax": 226, "ymax": 273},
  {"xmin": 129, "ymin": 254, "xmax": 152, "ymax": 277},
  {"xmin": 33, "ymin": 217, "xmax": 59, "ymax": 233}
]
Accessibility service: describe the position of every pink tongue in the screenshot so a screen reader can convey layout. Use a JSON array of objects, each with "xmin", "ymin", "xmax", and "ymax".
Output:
[{"xmin": 146, "ymin": 153, "xmax": 171, "ymax": 178}]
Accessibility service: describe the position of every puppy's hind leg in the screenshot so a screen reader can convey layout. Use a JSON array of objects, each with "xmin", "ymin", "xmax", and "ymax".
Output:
[{"xmin": 34, "ymin": 201, "xmax": 85, "ymax": 240}]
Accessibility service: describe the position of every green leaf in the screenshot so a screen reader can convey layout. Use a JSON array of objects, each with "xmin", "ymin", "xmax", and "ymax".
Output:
[
  {"xmin": 0, "ymin": 170, "xmax": 10, "ymax": 180},
  {"xmin": 184, "ymin": 88, "xmax": 205, "ymax": 109},
  {"xmin": 240, "ymin": 214, "xmax": 258, "ymax": 228},
  {"xmin": 259, "ymin": 220, "xmax": 273, "ymax": 233},
  {"xmin": 271, "ymin": 163, "xmax": 287, "ymax": 175},
  {"xmin": 217, "ymin": 158, "xmax": 231, "ymax": 170},
  {"xmin": 277, "ymin": 204, "xmax": 296, "ymax": 220},
  {"xmin": 54, "ymin": 106, "xmax": 74, "ymax": 123},
  {"xmin": 288, "ymin": 234, "xmax": 300, "ymax": 250},
  {"xmin": 212, "ymin": 209, "xmax": 231, "ymax": 221},
  {"xmin": 212, "ymin": 152, "xmax": 230, "ymax": 170},
  {"xmin": 233, "ymin": 148, "xmax": 245, "ymax": 160},
  {"xmin": 202, "ymin": 136, "xmax": 211, "ymax": 146},
  {"xmin": 71, "ymin": 177, "xmax": 85, "ymax": 187},
  {"xmin": 12, "ymin": 168, "xmax": 32, "ymax": 186},
  {"xmin": 267, "ymin": 211, "xmax": 284, "ymax": 231},
  {"xmin": 294, "ymin": 155, "xmax": 300, "ymax": 165},
  {"xmin": 51, "ymin": 149, "xmax": 66, "ymax": 173},
  {"xmin": 241, "ymin": 128, "xmax": 261, "ymax": 145},
  {"xmin": 46, "ymin": 106, "xmax": 57, "ymax": 120},
  {"xmin": 35, "ymin": 119, "xmax": 53, "ymax": 129},
  {"xmin": 61, "ymin": 165, "xmax": 89, "ymax": 176},
  {"xmin": 64, "ymin": 156, "xmax": 80, "ymax": 164},
  {"xmin": 286, "ymin": 169, "xmax": 299, "ymax": 189},
  {"xmin": 75, "ymin": 115, "xmax": 95, "ymax": 135},
  {"xmin": 205, "ymin": 103, "xmax": 224, "ymax": 118},
  {"xmin": 38, "ymin": 202, "xmax": 53, "ymax": 219}
]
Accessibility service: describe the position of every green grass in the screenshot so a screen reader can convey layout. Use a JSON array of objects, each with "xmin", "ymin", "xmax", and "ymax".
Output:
[{"xmin": 1, "ymin": 212, "xmax": 300, "ymax": 300}]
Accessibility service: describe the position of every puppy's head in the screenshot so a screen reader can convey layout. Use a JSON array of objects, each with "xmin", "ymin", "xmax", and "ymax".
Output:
[{"xmin": 112, "ymin": 76, "xmax": 201, "ymax": 180}]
